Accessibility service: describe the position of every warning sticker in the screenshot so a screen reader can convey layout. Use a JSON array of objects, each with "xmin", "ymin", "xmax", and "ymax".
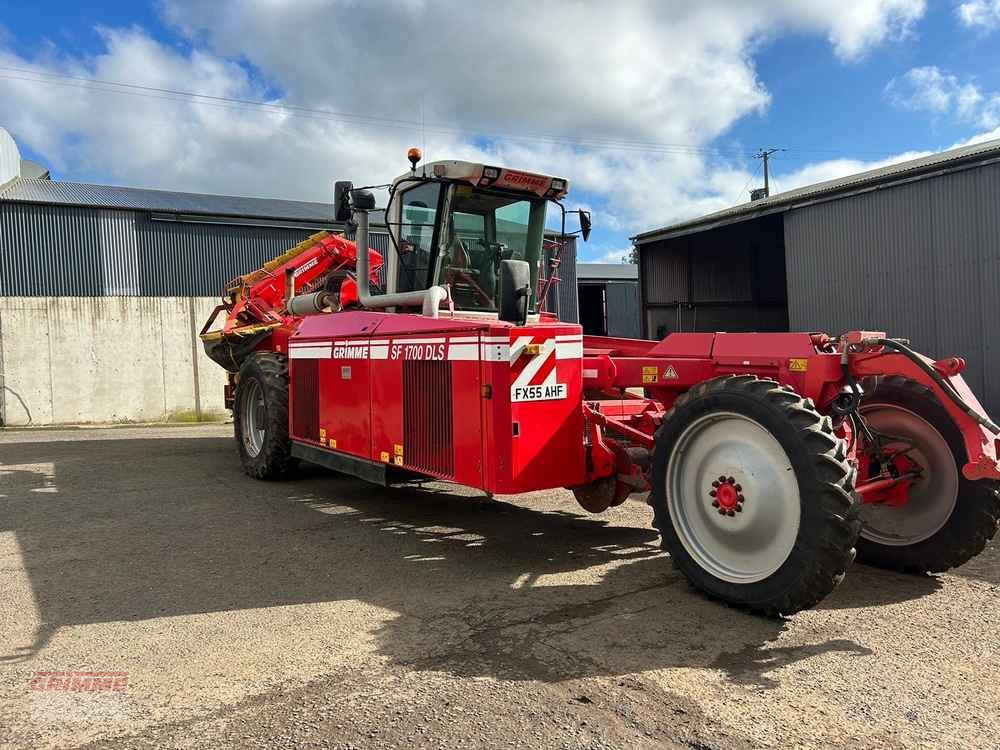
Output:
[
  {"xmin": 663, "ymin": 365, "xmax": 679, "ymax": 379},
  {"xmin": 642, "ymin": 366, "xmax": 658, "ymax": 384},
  {"xmin": 380, "ymin": 451, "xmax": 390, "ymax": 463},
  {"xmin": 788, "ymin": 358, "xmax": 808, "ymax": 372}
]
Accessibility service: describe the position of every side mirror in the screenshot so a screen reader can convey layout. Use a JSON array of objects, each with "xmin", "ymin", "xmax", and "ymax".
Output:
[
  {"xmin": 499, "ymin": 259, "xmax": 531, "ymax": 325},
  {"xmin": 334, "ymin": 181, "xmax": 353, "ymax": 222},
  {"xmin": 579, "ymin": 210, "xmax": 592, "ymax": 242}
]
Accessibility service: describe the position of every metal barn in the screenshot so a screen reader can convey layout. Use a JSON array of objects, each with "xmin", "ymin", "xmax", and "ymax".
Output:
[{"xmin": 633, "ymin": 138, "xmax": 1000, "ymax": 415}]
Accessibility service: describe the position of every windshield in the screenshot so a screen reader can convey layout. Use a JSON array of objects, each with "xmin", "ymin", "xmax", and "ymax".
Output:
[{"xmin": 438, "ymin": 186, "xmax": 548, "ymax": 312}]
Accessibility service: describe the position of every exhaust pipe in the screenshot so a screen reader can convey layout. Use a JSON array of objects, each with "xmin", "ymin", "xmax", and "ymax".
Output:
[
  {"xmin": 354, "ymin": 209, "xmax": 448, "ymax": 318},
  {"xmin": 287, "ymin": 290, "xmax": 334, "ymax": 316}
]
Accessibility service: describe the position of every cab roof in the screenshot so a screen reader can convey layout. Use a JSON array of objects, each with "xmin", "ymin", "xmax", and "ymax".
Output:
[{"xmin": 394, "ymin": 160, "xmax": 569, "ymax": 200}]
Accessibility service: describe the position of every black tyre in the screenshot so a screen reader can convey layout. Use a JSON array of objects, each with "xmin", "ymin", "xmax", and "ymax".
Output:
[
  {"xmin": 856, "ymin": 376, "xmax": 1000, "ymax": 573},
  {"xmin": 233, "ymin": 353, "xmax": 294, "ymax": 480},
  {"xmin": 650, "ymin": 375, "xmax": 861, "ymax": 617}
]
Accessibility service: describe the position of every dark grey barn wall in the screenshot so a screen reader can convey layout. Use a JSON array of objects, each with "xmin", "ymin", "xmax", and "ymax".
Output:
[
  {"xmin": 605, "ymin": 281, "xmax": 641, "ymax": 338},
  {"xmin": 785, "ymin": 160, "xmax": 1000, "ymax": 414},
  {"xmin": 0, "ymin": 203, "xmax": 390, "ymax": 297}
]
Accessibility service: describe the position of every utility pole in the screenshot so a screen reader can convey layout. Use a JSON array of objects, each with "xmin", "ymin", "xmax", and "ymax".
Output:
[{"xmin": 753, "ymin": 147, "xmax": 785, "ymax": 200}]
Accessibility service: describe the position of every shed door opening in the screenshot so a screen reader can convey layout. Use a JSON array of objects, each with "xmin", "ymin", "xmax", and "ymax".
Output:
[
  {"xmin": 641, "ymin": 214, "xmax": 788, "ymax": 339},
  {"xmin": 578, "ymin": 283, "xmax": 607, "ymax": 336}
]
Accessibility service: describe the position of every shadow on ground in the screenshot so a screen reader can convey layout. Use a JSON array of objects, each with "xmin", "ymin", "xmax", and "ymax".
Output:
[{"xmin": 0, "ymin": 435, "xmax": 966, "ymax": 688}]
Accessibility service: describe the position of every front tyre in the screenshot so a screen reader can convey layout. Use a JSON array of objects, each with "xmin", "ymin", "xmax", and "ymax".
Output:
[
  {"xmin": 233, "ymin": 352, "xmax": 294, "ymax": 480},
  {"xmin": 650, "ymin": 375, "xmax": 861, "ymax": 617}
]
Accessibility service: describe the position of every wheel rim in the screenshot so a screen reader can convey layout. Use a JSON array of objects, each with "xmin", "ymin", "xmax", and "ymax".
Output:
[
  {"xmin": 665, "ymin": 411, "xmax": 801, "ymax": 584},
  {"xmin": 857, "ymin": 403, "xmax": 958, "ymax": 546},
  {"xmin": 241, "ymin": 379, "xmax": 267, "ymax": 458}
]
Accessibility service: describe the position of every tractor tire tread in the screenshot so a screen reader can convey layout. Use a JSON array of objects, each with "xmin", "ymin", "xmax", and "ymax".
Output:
[
  {"xmin": 650, "ymin": 374, "xmax": 862, "ymax": 617},
  {"xmin": 234, "ymin": 352, "xmax": 294, "ymax": 481}
]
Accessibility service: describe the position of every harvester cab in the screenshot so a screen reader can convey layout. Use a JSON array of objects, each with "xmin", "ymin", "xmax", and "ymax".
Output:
[
  {"xmin": 332, "ymin": 149, "xmax": 588, "ymax": 324},
  {"xmin": 202, "ymin": 150, "xmax": 1000, "ymax": 619}
]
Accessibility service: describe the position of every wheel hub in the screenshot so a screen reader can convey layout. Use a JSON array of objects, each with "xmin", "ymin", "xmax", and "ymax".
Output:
[
  {"xmin": 710, "ymin": 476, "xmax": 744, "ymax": 515},
  {"xmin": 665, "ymin": 411, "xmax": 802, "ymax": 584}
]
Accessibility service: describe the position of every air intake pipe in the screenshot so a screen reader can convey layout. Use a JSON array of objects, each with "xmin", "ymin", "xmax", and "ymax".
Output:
[{"xmin": 354, "ymin": 209, "xmax": 448, "ymax": 318}]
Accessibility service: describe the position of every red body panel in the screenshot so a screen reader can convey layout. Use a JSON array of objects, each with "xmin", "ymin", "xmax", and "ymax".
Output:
[{"xmin": 287, "ymin": 312, "xmax": 587, "ymax": 494}]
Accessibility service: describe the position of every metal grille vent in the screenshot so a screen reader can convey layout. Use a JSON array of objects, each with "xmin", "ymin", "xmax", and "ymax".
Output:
[
  {"xmin": 291, "ymin": 359, "xmax": 319, "ymax": 440},
  {"xmin": 403, "ymin": 361, "xmax": 455, "ymax": 477}
]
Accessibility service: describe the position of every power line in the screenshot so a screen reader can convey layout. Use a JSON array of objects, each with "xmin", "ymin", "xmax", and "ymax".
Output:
[
  {"xmin": 0, "ymin": 65, "xmax": 752, "ymax": 157},
  {"xmin": 734, "ymin": 160, "xmax": 763, "ymax": 204},
  {"xmin": 0, "ymin": 64, "xmax": 907, "ymax": 160}
]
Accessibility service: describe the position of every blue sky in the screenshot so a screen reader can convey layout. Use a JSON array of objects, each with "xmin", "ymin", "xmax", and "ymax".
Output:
[{"xmin": 2, "ymin": 1, "xmax": 1000, "ymax": 262}]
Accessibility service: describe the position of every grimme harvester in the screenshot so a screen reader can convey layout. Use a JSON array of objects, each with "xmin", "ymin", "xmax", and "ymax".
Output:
[{"xmin": 202, "ymin": 149, "xmax": 1000, "ymax": 615}]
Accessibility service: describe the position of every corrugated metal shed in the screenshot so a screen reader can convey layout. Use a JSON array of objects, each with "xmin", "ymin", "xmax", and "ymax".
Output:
[
  {"xmin": 0, "ymin": 190, "xmax": 391, "ymax": 297},
  {"xmin": 634, "ymin": 137, "xmax": 1000, "ymax": 244},
  {"xmin": 785, "ymin": 158, "xmax": 1000, "ymax": 414}
]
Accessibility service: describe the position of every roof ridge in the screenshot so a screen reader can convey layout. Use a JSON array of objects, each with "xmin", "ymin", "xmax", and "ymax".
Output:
[{"xmin": 634, "ymin": 136, "xmax": 1000, "ymax": 243}]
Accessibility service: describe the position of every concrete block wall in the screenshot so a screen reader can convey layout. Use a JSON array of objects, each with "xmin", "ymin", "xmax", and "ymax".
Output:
[{"xmin": 0, "ymin": 297, "xmax": 228, "ymax": 426}]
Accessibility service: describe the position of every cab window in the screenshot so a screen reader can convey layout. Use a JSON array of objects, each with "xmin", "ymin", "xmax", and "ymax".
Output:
[{"xmin": 397, "ymin": 182, "xmax": 441, "ymax": 293}]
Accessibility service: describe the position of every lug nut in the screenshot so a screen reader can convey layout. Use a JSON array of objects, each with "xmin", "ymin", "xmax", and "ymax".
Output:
[
  {"xmin": 736, "ymin": 503, "xmax": 743, "ymax": 512},
  {"xmin": 726, "ymin": 476, "xmax": 735, "ymax": 484},
  {"xmin": 712, "ymin": 500, "xmax": 719, "ymax": 508},
  {"xmin": 737, "ymin": 494, "xmax": 745, "ymax": 502},
  {"xmin": 712, "ymin": 480, "xmax": 721, "ymax": 488},
  {"xmin": 718, "ymin": 475, "xmax": 727, "ymax": 483},
  {"xmin": 726, "ymin": 509, "xmax": 735, "ymax": 517},
  {"xmin": 734, "ymin": 484, "xmax": 742, "ymax": 492},
  {"xmin": 718, "ymin": 508, "xmax": 727, "ymax": 515},
  {"xmin": 709, "ymin": 489, "xmax": 717, "ymax": 497}
]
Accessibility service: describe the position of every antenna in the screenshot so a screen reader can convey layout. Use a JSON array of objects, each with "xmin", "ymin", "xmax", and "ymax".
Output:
[{"xmin": 421, "ymin": 100, "xmax": 427, "ymax": 177}]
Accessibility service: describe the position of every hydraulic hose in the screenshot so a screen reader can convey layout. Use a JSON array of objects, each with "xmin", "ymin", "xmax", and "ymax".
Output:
[{"xmin": 870, "ymin": 338, "xmax": 1000, "ymax": 435}]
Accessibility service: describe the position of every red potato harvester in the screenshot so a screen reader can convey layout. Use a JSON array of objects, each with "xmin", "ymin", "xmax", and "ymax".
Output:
[{"xmin": 201, "ymin": 149, "xmax": 1000, "ymax": 616}]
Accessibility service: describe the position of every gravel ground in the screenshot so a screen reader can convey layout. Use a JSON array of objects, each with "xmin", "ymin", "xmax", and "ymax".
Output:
[{"xmin": 1, "ymin": 425, "xmax": 998, "ymax": 749}]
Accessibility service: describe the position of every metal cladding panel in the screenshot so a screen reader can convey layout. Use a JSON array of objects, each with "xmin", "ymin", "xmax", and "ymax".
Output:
[
  {"xmin": 0, "ymin": 202, "xmax": 105, "ymax": 295},
  {"xmin": 0, "ymin": 201, "xmax": 391, "ymax": 296},
  {"xmin": 604, "ymin": 281, "xmax": 641, "ymax": 338},
  {"xmin": 785, "ymin": 161, "xmax": 1000, "ymax": 415},
  {"xmin": 553, "ymin": 236, "xmax": 578, "ymax": 322},
  {"xmin": 641, "ymin": 238, "xmax": 689, "ymax": 304}
]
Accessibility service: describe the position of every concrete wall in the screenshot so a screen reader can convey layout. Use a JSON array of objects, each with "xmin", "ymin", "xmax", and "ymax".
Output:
[{"xmin": 0, "ymin": 297, "xmax": 228, "ymax": 426}]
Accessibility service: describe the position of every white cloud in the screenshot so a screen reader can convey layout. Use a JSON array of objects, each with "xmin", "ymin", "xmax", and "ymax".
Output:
[
  {"xmin": 586, "ymin": 248, "xmax": 634, "ymax": 264},
  {"xmin": 0, "ymin": 2, "xmax": 928, "ymax": 241},
  {"xmin": 885, "ymin": 66, "xmax": 1000, "ymax": 129},
  {"xmin": 957, "ymin": 0, "xmax": 1000, "ymax": 29}
]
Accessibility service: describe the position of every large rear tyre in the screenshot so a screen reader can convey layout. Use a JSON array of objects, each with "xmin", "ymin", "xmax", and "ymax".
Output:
[
  {"xmin": 856, "ymin": 376, "xmax": 1000, "ymax": 573},
  {"xmin": 650, "ymin": 375, "xmax": 861, "ymax": 617},
  {"xmin": 233, "ymin": 353, "xmax": 294, "ymax": 480}
]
